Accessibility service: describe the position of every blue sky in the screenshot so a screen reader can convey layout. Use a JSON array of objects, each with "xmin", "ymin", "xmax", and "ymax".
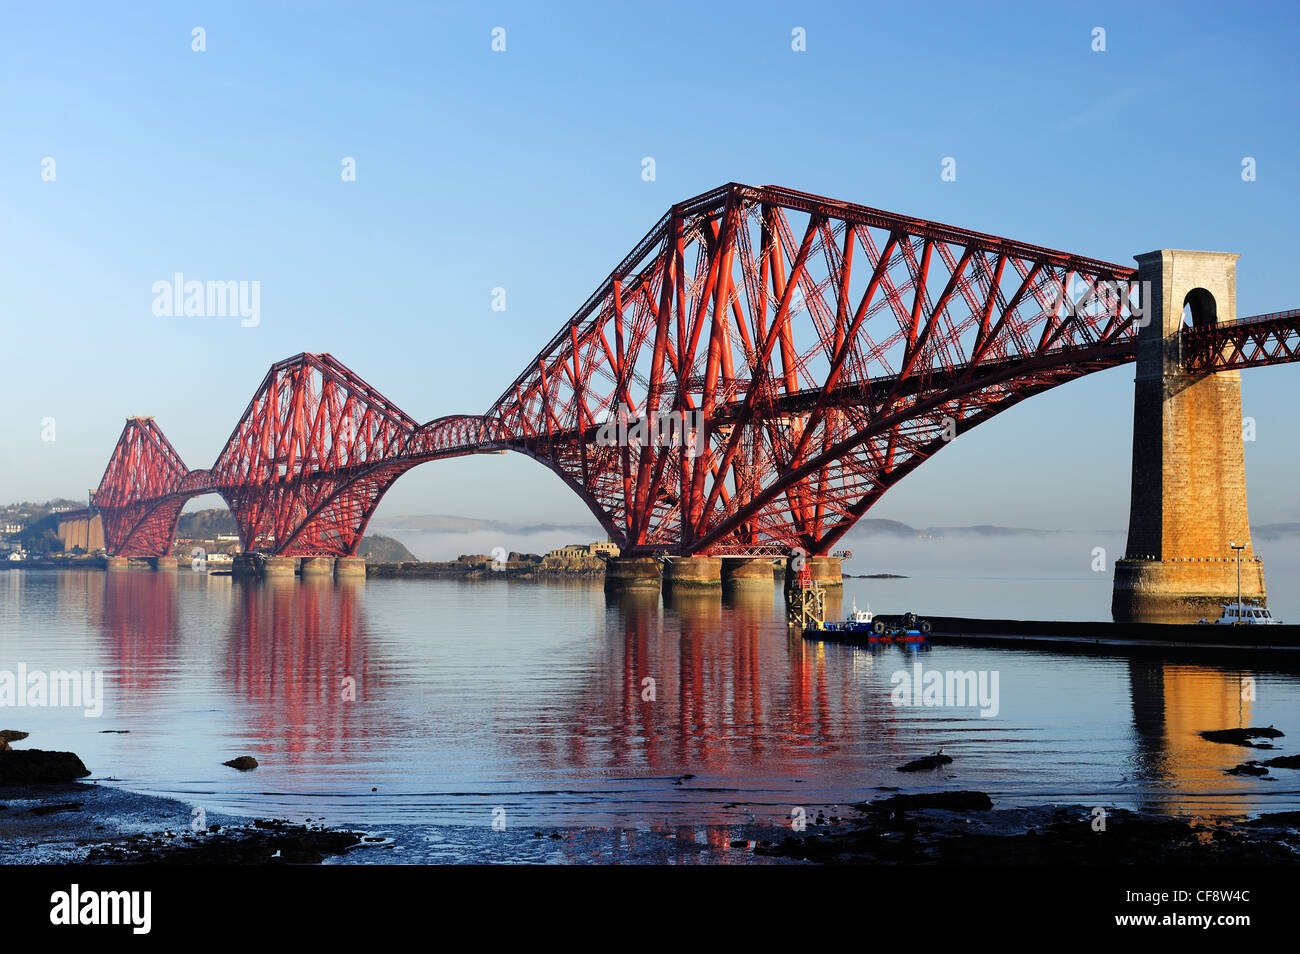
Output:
[{"xmin": 2, "ymin": 0, "xmax": 1298, "ymax": 530}]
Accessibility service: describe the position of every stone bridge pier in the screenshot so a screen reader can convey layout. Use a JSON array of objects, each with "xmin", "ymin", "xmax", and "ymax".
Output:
[{"xmin": 1112, "ymin": 249, "xmax": 1267, "ymax": 622}]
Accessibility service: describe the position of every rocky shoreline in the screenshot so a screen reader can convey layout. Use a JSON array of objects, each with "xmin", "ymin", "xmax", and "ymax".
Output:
[
  {"xmin": 3, "ymin": 733, "xmax": 1297, "ymax": 865},
  {"xmin": 0, "ymin": 781, "xmax": 364, "ymax": 865},
  {"xmin": 751, "ymin": 794, "xmax": 1300, "ymax": 864},
  {"xmin": 0, "ymin": 735, "xmax": 364, "ymax": 865},
  {"xmin": 4, "ymin": 772, "xmax": 1297, "ymax": 865}
]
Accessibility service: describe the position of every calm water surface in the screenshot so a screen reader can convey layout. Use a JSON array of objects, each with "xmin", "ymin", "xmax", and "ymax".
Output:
[{"xmin": 2, "ymin": 569, "xmax": 1298, "ymax": 840}]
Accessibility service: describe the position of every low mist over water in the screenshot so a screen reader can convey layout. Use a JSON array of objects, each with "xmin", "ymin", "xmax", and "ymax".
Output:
[{"xmin": 374, "ymin": 520, "xmax": 1300, "ymax": 622}]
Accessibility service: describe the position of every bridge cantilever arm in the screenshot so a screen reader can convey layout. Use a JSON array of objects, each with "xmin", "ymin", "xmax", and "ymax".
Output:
[{"xmin": 689, "ymin": 337, "xmax": 1138, "ymax": 555}]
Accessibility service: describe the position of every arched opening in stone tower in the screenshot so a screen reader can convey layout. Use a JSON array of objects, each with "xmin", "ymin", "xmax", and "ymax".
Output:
[{"xmin": 1181, "ymin": 287, "xmax": 1218, "ymax": 328}]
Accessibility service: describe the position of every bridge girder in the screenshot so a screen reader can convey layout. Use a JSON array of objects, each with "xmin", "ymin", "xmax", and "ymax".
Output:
[{"xmin": 89, "ymin": 183, "xmax": 1287, "ymax": 560}]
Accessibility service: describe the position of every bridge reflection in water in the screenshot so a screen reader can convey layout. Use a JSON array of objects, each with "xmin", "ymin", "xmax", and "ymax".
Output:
[{"xmin": 24, "ymin": 572, "xmax": 1291, "ymax": 825}]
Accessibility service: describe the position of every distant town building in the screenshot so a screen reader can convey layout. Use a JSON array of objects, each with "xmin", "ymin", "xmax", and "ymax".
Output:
[
  {"xmin": 546, "ymin": 541, "xmax": 620, "ymax": 559},
  {"xmin": 2, "ymin": 523, "xmax": 23, "ymax": 535}
]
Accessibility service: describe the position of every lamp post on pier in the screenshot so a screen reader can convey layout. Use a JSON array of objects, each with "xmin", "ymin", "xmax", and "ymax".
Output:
[{"xmin": 1230, "ymin": 542, "xmax": 1245, "ymax": 619}]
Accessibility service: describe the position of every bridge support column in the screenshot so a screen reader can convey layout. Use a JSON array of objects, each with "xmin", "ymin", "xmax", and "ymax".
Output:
[
  {"xmin": 721, "ymin": 557, "xmax": 776, "ymax": 591},
  {"xmin": 603, "ymin": 557, "xmax": 661, "ymax": 592},
  {"xmin": 334, "ymin": 556, "xmax": 367, "ymax": 580},
  {"xmin": 663, "ymin": 556, "xmax": 722, "ymax": 592},
  {"xmin": 106, "ymin": 556, "xmax": 129, "ymax": 572},
  {"xmin": 300, "ymin": 556, "xmax": 335, "ymax": 578},
  {"xmin": 231, "ymin": 554, "xmax": 258, "ymax": 578},
  {"xmin": 785, "ymin": 553, "xmax": 847, "ymax": 590},
  {"xmin": 1112, "ymin": 249, "xmax": 1267, "ymax": 622},
  {"xmin": 263, "ymin": 557, "xmax": 297, "ymax": 579},
  {"xmin": 149, "ymin": 556, "xmax": 177, "ymax": 571},
  {"xmin": 808, "ymin": 556, "xmax": 843, "ymax": 587}
]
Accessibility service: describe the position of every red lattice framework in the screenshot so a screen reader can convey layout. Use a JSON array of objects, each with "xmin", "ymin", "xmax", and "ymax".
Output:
[
  {"xmin": 93, "ymin": 355, "xmax": 491, "ymax": 557},
  {"xmin": 92, "ymin": 183, "xmax": 1293, "ymax": 559},
  {"xmin": 1181, "ymin": 308, "xmax": 1300, "ymax": 374}
]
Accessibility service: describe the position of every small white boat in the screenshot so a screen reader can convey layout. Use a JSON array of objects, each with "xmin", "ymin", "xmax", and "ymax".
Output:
[
  {"xmin": 1200, "ymin": 603, "xmax": 1282, "ymax": 625},
  {"xmin": 847, "ymin": 598, "xmax": 875, "ymax": 627}
]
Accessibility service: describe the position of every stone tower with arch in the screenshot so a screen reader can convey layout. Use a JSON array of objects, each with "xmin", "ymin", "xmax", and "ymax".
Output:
[{"xmin": 1112, "ymin": 249, "xmax": 1267, "ymax": 621}]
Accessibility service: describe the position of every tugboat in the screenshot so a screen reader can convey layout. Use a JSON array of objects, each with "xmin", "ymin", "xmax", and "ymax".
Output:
[
  {"xmin": 1200, "ymin": 603, "xmax": 1283, "ymax": 625},
  {"xmin": 807, "ymin": 598, "xmax": 932, "ymax": 643}
]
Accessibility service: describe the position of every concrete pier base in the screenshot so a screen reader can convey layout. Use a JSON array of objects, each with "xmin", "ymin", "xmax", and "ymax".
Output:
[
  {"xmin": 231, "ymin": 554, "xmax": 258, "ymax": 578},
  {"xmin": 300, "ymin": 556, "xmax": 335, "ymax": 578},
  {"xmin": 603, "ymin": 557, "xmax": 661, "ymax": 592},
  {"xmin": 263, "ymin": 557, "xmax": 297, "ymax": 579},
  {"xmin": 806, "ymin": 556, "xmax": 843, "ymax": 587},
  {"xmin": 1113, "ymin": 557, "xmax": 1266, "ymax": 623},
  {"xmin": 785, "ymin": 553, "xmax": 847, "ymax": 590},
  {"xmin": 334, "ymin": 557, "xmax": 367, "ymax": 580},
  {"xmin": 106, "ymin": 556, "xmax": 130, "ymax": 572},
  {"xmin": 823, "ymin": 588, "xmax": 843, "ymax": 623},
  {"xmin": 150, "ymin": 556, "xmax": 178, "ymax": 571},
  {"xmin": 663, "ymin": 556, "xmax": 722, "ymax": 591},
  {"xmin": 721, "ymin": 557, "xmax": 776, "ymax": 590}
]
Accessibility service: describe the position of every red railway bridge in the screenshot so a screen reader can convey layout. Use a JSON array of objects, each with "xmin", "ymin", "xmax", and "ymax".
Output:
[{"xmin": 88, "ymin": 184, "xmax": 1300, "ymax": 594}]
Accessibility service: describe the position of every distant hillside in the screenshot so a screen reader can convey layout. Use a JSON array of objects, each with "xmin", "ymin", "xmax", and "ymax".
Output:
[
  {"xmin": 925, "ymin": 524, "xmax": 1057, "ymax": 538},
  {"xmin": 173, "ymin": 508, "xmax": 416, "ymax": 561},
  {"xmin": 357, "ymin": 534, "xmax": 417, "ymax": 563},
  {"xmin": 853, "ymin": 519, "xmax": 918, "ymax": 537},
  {"xmin": 850, "ymin": 519, "xmax": 1061, "ymax": 539},
  {"xmin": 368, "ymin": 514, "xmax": 1072, "ymax": 541},
  {"xmin": 1252, "ymin": 523, "xmax": 1300, "ymax": 540},
  {"xmin": 176, "ymin": 509, "xmax": 238, "ymax": 537},
  {"xmin": 368, "ymin": 513, "xmax": 601, "ymax": 535}
]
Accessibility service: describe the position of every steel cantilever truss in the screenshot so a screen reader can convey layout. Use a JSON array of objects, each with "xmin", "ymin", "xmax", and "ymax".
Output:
[
  {"xmin": 93, "ymin": 354, "xmax": 495, "ymax": 557},
  {"xmin": 93, "ymin": 417, "xmax": 193, "ymax": 558},
  {"xmin": 94, "ymin": 182, "xmax": 1203, "ymax": 559},
  {"xmin": 487, "ymin": 183, "xmax": 1143, "ymax": 555}
]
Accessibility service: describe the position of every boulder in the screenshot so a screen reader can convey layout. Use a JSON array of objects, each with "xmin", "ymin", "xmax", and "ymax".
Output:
[
  {"xmin": 863, "ymin": 791, "xmax": 994, "ymax": 813},
  {"xmin": 897, "ymin": 752, "xmax": 954, "ymax": 772},
  {"xmin": 1200, "ymin": 727, "xmax": 1285, "ymax": 747},
  {"xmin": 1259, "ymin": 754, "xmax": 1300, "ymax": 770},
  {"xmin": 0, "ymin": 749, "xmax": 91, "ymax": 783},
  {"xmin": 1226, "ymin": 761, "xmax": 1269, "ymax": 777},
  {"xmin": 223, "ymin": 756, "xmax": 259, "ymax": 771}
]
